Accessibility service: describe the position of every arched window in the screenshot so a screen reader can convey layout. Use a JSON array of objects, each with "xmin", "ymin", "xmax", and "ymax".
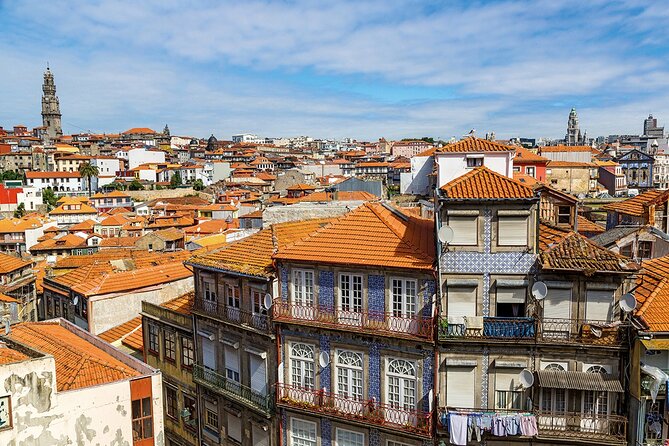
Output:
[
  {"xmin": 543, "ymin": 363, "xmax": 566, "ymax": 371},
  {"xmin": 336, "ymin": 350, "xmax": 363, "ymax": 402},
  {"xmin": 586, "ymin": 365, "xmax": 608, "ymax": 374},
  {"xmin": 386, "ymin": 359, "xmax": 417, "ymax": 412},
  {"xmin": 290, "ymin": 343, "xmax": 315, "ymax": 390}
]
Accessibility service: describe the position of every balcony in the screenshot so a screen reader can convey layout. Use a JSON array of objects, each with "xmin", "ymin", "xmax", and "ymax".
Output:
[
  {"xmin": 438, "ymin": 317, "xmax": 536, "ymax": 341},
  {"xmin": 193, "ymin": 364, "xmax": 273, "ymax": 416},
  {"xmin": 193, "ymin": 297, "xmax": 270, "ymax": 333},
  {"xmin": 438, "ymin": 316, "xmax": 623, "ymax": 346},
  {"xmin": 1, "ymin": 235, "xmax": 25, "ymax": 244},
  {"xmin": 276, "ymin": 383, "xmax": 433, "ymax": 437},
  {"xmin": 272, "ymin": 301, "xmax": 433, "ymax": 341},
  {"xmin": 536, "ymin": 411, "xmax": 627, "ymax": 444}
]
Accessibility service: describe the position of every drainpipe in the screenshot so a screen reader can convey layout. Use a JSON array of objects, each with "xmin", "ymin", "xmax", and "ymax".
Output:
[{"xmin": 433, "ymin": 185, "xmax": 442, "ymax": 434}]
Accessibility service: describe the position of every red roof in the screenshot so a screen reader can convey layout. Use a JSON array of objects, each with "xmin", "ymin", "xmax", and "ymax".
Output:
[
  {"xmin": 437, "ymin": 137, "xmax": 515, "ymax": 153},
  {"xmin": 440, "ymin": 166, "xmax": 535, "ymax": 199},
  {"xmin": 26, "ymin": 171, "xmax": 81, "ymax": 179}
]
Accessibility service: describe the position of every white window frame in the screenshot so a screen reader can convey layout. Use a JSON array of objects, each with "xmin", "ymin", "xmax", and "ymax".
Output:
[
  {"xmin": 390, "ymin": 278, "xmax": 417, "ymax": 318},
  {"xmin": 293, "ymin": 269, "xmax": 315, "ymax": 306},
  {"xmin": 335, "ymin": 428, "xmax": 365, "ymax": 446},
  {"xmin": 339, "ymin": 273, "xmax": 363, "ymax": 313},
  {"xmin": 290, "ymin": 418, "xmax": 317, "ymax": 446},
  {"xmin": 290, "ymin": 343, "xmax": 315, "ymax": 390},
  {"xmin": 386, "ymin": 358, "xmax": 417, "ymax": 411},
  {"xmin": 335, "ymin": 350, "xmax": 364, "ymax": 401}
]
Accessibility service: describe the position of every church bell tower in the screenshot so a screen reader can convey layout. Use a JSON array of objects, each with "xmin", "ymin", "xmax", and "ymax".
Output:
[{"xmin": 41, "ymin": 66, "xmax": 63, "ymax": 142}]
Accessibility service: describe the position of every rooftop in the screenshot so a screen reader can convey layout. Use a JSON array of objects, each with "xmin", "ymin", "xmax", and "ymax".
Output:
[
  {"xmin": 0, "ymin": 252, "xmax": 31, "ymax": 273},
  {"xmin": 602, "ymin": 190, "xmax": 669, "ymax": 217},
  {"xmin": 440, "ymin": 166, "xmax": 535, "ymax": 200},
  {"xmin": 436, "ymin": 137, "xmax": 515, "ymax": 153},
  {"xmin": 5, "ymin": 320, "xmax": 140, "ymax": 391}
]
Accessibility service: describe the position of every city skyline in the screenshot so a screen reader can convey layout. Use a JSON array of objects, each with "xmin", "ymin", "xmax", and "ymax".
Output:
[{"xmin": 2, "ymin": 0, "xmax": 669, "ymax": 140}]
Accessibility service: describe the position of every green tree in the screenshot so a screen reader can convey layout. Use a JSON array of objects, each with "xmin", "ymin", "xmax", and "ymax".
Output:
[
  {"xmin": 13, "ymin": 202, "xmax": 25, "ymax": 218},
  {"xmin": 192, "ymin": 179, "xmax": 204, "ymax": 191},
  {"xmin": 78, "ymin": 162, "xmax": 100, "ymax": 197},
  {"xmin": 170, "ymin": 171, "xmax": 182, "ymax": 189},
  {"xmin": 43, "ymin": 188, "xmax": 58, "ymax": 211},
  {"xmin": 0, "ymin": 171, "xmax": 21, "ymax": 181},
  {"xmin": 129, "ymin": 179, "xmax": 144, "ymax": 191}
]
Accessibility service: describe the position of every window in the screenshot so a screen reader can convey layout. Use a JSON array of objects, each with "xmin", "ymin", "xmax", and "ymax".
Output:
[
  {"xmin": 293, "ymin": 270, "xmax": 314, "ymax": 306},
  {"xmin": 204, "ymin": 403, "xmax": 219, "ymax": 431},
  {"xmin": 494, "ymin": 368, "xmax": 524, "ymax": 410},
  {"xmin": 147, "ymin": 323, "xmax": 159, "ymax": 354},
  {"xmin": 165, "ymin": 386, "xmax": 177, "ymax": 420},
  {"xmin": 639, "ymin": 240, "xmax": 653, "ymax": 259},
  {"xmin": 336, "ymin": 350, "xmax": 363, "ymax": 402},
  {"xmin": 466, "ymin": 156, "xmax": 483, "ymax": 167},
  {"xmin": 131, "ymin": 397, "xmax": 153, "ymax": 441},
  {"xmin": 391, "ymin": 278, "xmax": 417, "ymax": 318},
  {"xmin": 585, "ymin": 290, "xmax": 613, "ymax": 322},
  {"xmin": 164, "ymin": 330, "xmax": 176, "ymax": 362},
  {"xmin": 290, "ymin": 343, "xmax": 315, "ymax": 390},
  {"xmin": 227, "ymin": 412, "xmax": 242, "ymax": 443},
  {"xmin": 620, "ymin": 243, "xmax": 633, "ymax": 257},
  {"xmin": 387, "ymin": 442, "xmax": 412, "ymax": 446},
  {"xmin": 335, "ymin": 428, "xmax": 364, "ymax": 446},
  {"xmin": 447, "ymin": 215, "xmax": 478, "ymax": 246},
  {"xmin": 181, "ymin": 336, "xmax": 194, "ymax": 369},
  {"xmin": 182, "ymin": 394, "xmax": 197, "ymax": 431},
  {"xmin": 387, "ymin": 359, "xmax": 416, "ymax": 411},
  {"xmin": 557, "ymin": 206, "xmax": 571, "ymax": 224},
  {"xmin": 498, "ymin": 216, "xmax": 528, "ymax": 246},
  {"xmin": 496, "ymin": 287, "xmax": 526, "ymax": 317},
  {"xmin": 583, "ymin": 366, "xmax": 609, "ymax": 417},
  {"xmin": 290, "ymin": 418, "xmax": 317, "ymax": 446},
  {"xmin": 252, "ymin": 289, "xmax": 267, "ymax": 315},
  {"xmin": 224, "ymin": 344, "xmax": 240, "ymax": 382},
  {"xmin": 339, "ymin": 274, "xmax": 363, "ymax": 325},
  {"xmin": 202, "ymin": 279, "xmax": 216, "ymax": 302},
  {"xmin": 226, "ymin": 284, "xmax": 240, "ymax": 309},
  {"xmin": 0, "ymin": 395, "xmax": 11, "ymax": 430},
  {"xmin": 525, "ymin": 166, "xmax": 536, "ymax": 177}
]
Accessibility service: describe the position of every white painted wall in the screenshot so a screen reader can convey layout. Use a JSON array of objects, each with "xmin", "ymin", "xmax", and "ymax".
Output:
[
  {"xmin": 128, "ymin": 148, "xmax": 166, "ymax": 170},
  {"xmin": 401, "ymin": 155, "xmax": 434, "ymax": 195},
  {"xmin": 436, "ymin": 152, "xmax": 513, "ymax": 188}
]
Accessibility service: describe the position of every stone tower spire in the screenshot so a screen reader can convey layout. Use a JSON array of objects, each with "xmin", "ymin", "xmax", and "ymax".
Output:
[
  {"xmin": 41, "ymin": 66, "xmax": 63, "ymax": 142},
  {"xmin": 565, "ymin": 107, "xmax": 582, "ymax": 146}
]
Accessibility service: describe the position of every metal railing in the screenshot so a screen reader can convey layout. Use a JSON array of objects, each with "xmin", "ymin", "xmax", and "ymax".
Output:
[
  {"xmin": 193, "ymin": 364, "xmax": 273, "ymax": 415},
  {"xmin": 536, "ymin": 411, "xmax": 627, "ymax": 443},
  {"xmin": 193, "ymin": 297, "xmax": 270, "ymax": 332},
  {"xmin": 438, "ymin": 316, "xmax": 624, "ymax": 346},
  {"xmin": 273, "ymin": 301, "xmax": 433, "ymax": 340},
  {"xmin": 276, "ymin": 383, "xmax": 433, "ymax": 436}
]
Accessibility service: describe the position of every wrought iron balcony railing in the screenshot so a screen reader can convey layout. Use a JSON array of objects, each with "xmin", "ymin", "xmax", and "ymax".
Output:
[
  {"xmin": 272, "ymin": 301, "xmax": 433, "ymax": 341},
  {"xmin": 438, "ymin": 316, "xmax": 624, "ymax": 346},
  {"xmin": 193, "ymin": 297, "xmax": 270, "ymax": 332},
  {"xmin": 194, "ymin": 364, "xmax": 273, "ymax": 415},
  {"xmin": 536, "ymin": 410, "xmax": 627, "ymax": 443},
  {"xmin": 276, "ymin": 383, "xmax": 433, "ymax": 437}
]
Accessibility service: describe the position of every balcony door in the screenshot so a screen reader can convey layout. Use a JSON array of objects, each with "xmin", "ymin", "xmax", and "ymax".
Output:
[
  {"xmin": 581, "ymin": 366, "xmax": 610, "ymax": 434},
  {"xmin": 338, "ymin": 274, "xmax": 363, "ymax": 327},
  {"xmin": 386, "ymin": 359, "xmax": 417, "ymax": 427},
  {"xmin": 202, "ymin": 336, "xmax": 216, "ymax": 370},
  {"xmin": 542, "ymin": 287, "xmax": 572, "ymax": 339},
  {"xmin": 289, "ymin": 343, "xmax": 316, "ymax": 404},
  {"xmin": 390, "ymin": 278, "xmax": 418, "ymax": 334},
  {"xmin": 539, "ymin": 363, "xmax": 568, "ymax": 430},
  {"xmin": 335, "ymin": 350, "xmax": 364, "ymax": 415},
  {"xmin": 249, "ymin": 351, "xmax": 268, "ymax": 397},
  {"xmin": 292, "ymin": 269, "xmax": 315, "ymax": 320}
]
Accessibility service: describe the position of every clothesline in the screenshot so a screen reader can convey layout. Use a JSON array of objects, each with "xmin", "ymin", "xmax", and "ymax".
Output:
[{"xmin": 443, "ymin": 411, "xmax": 538, "ymax": 446}]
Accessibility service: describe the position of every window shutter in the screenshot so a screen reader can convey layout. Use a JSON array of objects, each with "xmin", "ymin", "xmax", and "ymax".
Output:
[
  {"xmin": 252, "ymin": 424, "xmax": 269, "ymax": 446},
  {"xmin": 447, "ymin": 287, "xmax": 477, "ymax": 318},
  {"xmin": 446, "ymin": 367, "xmax": 476, "ymax": 407},
  {"xmin": 586, "ymin": 290, "xmax": 613, "ymax": 322},
  {"xmin": 250, "ymin": 353, "xmax": 268, "ymax": 396},
  {"xmin": 496, "ymin": 287, "xmax": 525, "ymax": 304},
  {"xmin": 544, "ymin": 288, "xmax": 572, "ymax": 319},
  {"xmin": 494, "ymin": 368, "xmax": 520, "ymax": 391},
  {"xmin": 449, "ymin": 216, "xmax": 478, "ymax": 245},
  {"xmin": 498, "ymin": 217, "xmax": 528, "ymax": 246},
  {"xmin": 225, "ymin": 345, "xmax": 239, "ymax": 376},
  {"xmin": 202, "ymin": 338, "xmax": 216, "ymax": 370},
  {"xmin": 227, "ymin": 413, "xmax": 242, "ymax": 442}
]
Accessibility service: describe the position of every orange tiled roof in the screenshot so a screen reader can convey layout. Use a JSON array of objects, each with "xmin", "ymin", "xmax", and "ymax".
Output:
[
  {"xmin": 0, "ymin": 217, "xmax": 45, "ymax": 234},
  {"xmin": 100, "ymin": 214, "xmax": 130, "ymax": 226},
  {"xmin": 99, "ymin": 237, "xmax": 138, "ymax": 248},
  {"xmin": 98, "ymin": 316, "xmax": 142, "ymax": 345},
  {"xmin": 25, "ymin": 171, "xmax": 81, "ymax": 178},
  {"xmin": 0, "ymin": 252, "xmax": 31, "ymax": 273},
  {"xmin": 188, "ymin": 218, "xmax": 333, "ymax": 277},
  {"xmin": 91, "ymin": 190, "xmax": 131, "ymax": 199},
  {"xmin": 122, "ymin": 127, "xmax": 156, "ymax": 134},
  {"xmin": 514, "ymin": 147, "xmax": 549, "ymax": 163},
  {"xmin": 69, "ymin": 219, "xmax": 98, "ymax": 232},
  {"xmin": 161, "ymin": 291, "xmax": 194, "ymax": 315},
  {"xmin": 184, "ymin": 219, "xmax": 237, "ymax": 235},
  {"xmin": 436, "ymin": 137, "xmax": 515, "ymax": 153},
  {"xmin": 0, "ymin": 293, "xmax": 19, "ymax": 303},
  {"xmin": 576, "ymin": 215, "xmax": 605, "ymax": 234},
  {"xmin": 513, "ymin": 173, "xmax": 540, "ymax": 186},
  {"xmin": 540, "ymin": 145, "xmax": 593, "ymax": 152},
  {"xmin": 0, "ymin": 344, "xmax": 29, "ymax": 364},
  {"xmin": 286, "ymin": 183, "xmax": 316, "ymax": 191},
  {"xmin": 152, "ymin": 227, "xmax": 185, "ymax": 242},
  {"xmin": 50, "ymin": 202, "xmax": 98, "ymax": 215},
  {"xmin": 275, "ymin": 202, "xmax": 434, "ymax": 271},
  {"xmin": 30, "ymin": 234, "xmax": 87, "ymax": 252},
  {"xmin": 440, "ymin": 166, "xmax": 535, "ymax": 199},
  {"xmin": 635, "ymin": 255, "xmax": 669, "ymax": 330},
  {"xmin": 297, "ymin": 191, "xmax": 378, "ymax": 203},
  {"xmin": 546, "ymin": 160, "xmax": 595, "ymax": 168},
  {"xmin": 539, "ymin": 223, "xmax": 636, "ymax": 274},
  {"xmin": 6, "ymin": 321, "xmax": 140, "ymax": 391},
  {"xmin": 602, "ymin": 190, "xmax": 669, "ymax": 216}
]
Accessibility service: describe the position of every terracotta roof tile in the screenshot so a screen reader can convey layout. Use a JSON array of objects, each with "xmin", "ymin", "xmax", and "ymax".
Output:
[
  {"xmin": 68, "ymin": 219, "xmax": 98, "ymax": 231},
  {"xmin": 0, "ymin": 344, "xmax": 29, "ymax": 364},
  {"xmin": 275, "ymin": 202, "xmax": 434, "ymax": 271},
  {"xmin": 30, "ymin": 234, "xmax": 88, "ymax": 252},
  {"xmin": 440, "ymin": 166, "xmax": 535, "ymax": 199},
  {"xmin": 514, "ymin": 147, "xmax": 549, "ymax": 163},
  {"xmin": 539, "ymin": 223, "xmax": 637, "ymax": 274},
  {"xmin": 576, "ymin": 215, "xmax": 605, "ymax": 235},
  {"xmin": 602, "ymin": 190, "xmax": 669, "ymax": 216},
  {"xmin": 98, "ymin": 316, "xmax": 142, "ymax": 344},
  {"xmin": 546, "ymin": 161, "xmax": 596, "ymax": 168},
  {"xmin": 99, "ymin": 237, "xmax": 138, "ymax": 248},
  {"xmin": 297, "ymin": 191, "xmax": 378, "ymax": 203},
  {"xmin": 161, "ymin": 291, "xmax": 194, "ymax": 315},
  {"xmin": 540, "ymin": 145, "xmax": 593, "ymax": 153},
  {"xmin": 0, "ymin": 252, "xmax": 31, "ymax": 273},
  {"xmin": 188, "ymin": 218, "xmax": 333, "ymax": 277},
  {"xmin": 436, "ymin": 137, "xmax": 515, "ymax": 153},
  {"xmin": 50, "ymin": 202, "xmax": 98, "ymax": 215},
  {"xmin": 286, "ymin": 183, "xmax": 316, "ymax": 191},
  {"xmin": 6, "ymin": 322, "xmax": 140, "ymax": 391}
]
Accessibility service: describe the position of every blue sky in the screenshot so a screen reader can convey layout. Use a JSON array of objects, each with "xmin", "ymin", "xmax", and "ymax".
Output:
[{"xmin": 1, "ymin": 0, "xmax": 669, "ymax": 140}]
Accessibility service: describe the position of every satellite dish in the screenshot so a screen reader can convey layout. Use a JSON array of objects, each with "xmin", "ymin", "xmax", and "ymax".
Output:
[
  {"xmin": 519, "ymin": 369, "xmax": 534, "ymax": 388},
  {"xmin": 531, "ymin": 281, "xmax": 548, "ymax": 301},
  {"xmin": 72, "ymin": 296, "xmax": 79, "ymax": 306},
  {"xmin": 438, "ymin": 226, "xmax": 454, "ymax": 244},
  {"xmin": 620, "ymin": 293, "xmax": 636, "ymax": 314},
  {"xmin": 318, "ymin": 351, "xmax": 330, "ymax": 368},
  {"xmin": 263, "ymin": 293, "xmax": 273, "ymax": 310}
]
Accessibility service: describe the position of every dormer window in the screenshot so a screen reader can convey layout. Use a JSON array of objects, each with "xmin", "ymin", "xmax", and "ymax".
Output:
[
  {"xmin": 557, "ymin": 206, "xmax": 571, "ymax": 225},
  {"xmin": 466, "ymin": 156, "xmax": 483, "ymax": 168}
]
